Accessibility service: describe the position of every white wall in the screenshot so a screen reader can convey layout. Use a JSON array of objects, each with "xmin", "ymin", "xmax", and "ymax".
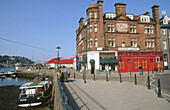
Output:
[{"xmin": 87, "ymin": 51, "xmax": 99, "ymax": 70}]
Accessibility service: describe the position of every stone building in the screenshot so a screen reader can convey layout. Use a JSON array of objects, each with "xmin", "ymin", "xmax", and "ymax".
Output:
[
  {"xmin": 76, "ymin": 0, "xmax": 163, "ymax": 74},
  {"xmin": 160, "ymin": 10, "xmax": 170, "ymax": 70}
]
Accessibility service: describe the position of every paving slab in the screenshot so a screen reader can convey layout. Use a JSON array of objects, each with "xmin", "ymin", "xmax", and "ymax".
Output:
[{"xmin": 63, "ymin": 79, "xmax": 170, "ymax": 110}]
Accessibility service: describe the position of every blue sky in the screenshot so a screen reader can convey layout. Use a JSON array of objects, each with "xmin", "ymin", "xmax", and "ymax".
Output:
[{"xmin": 0, "ymin": 0, "xmax": 170, "ymax": 61}]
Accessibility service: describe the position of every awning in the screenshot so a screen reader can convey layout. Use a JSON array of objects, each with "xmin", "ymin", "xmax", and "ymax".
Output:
[
  {"xmin": 100, "ymin": 59, "xmax": 118, "ymax": 64},
  {"xmin": 79, "ymin": 60, "xmax": 87, "ymax": 64}
]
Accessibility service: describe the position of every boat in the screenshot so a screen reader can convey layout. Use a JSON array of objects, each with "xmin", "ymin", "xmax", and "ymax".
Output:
[
  {"xmin": 0, "ymin": 72, "xmax": 6, "ymax": 78},
  {"xmin": 6, "ymin": 71, "xmax": 16, "ymax": 77},
  {"xmin": 16, "ymin": 76, "xmax": 52, "ymax": 107}
]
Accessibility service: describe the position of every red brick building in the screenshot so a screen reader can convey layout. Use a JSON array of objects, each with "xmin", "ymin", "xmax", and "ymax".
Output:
[{"xmin": 76, "ymin": 0, "xmax": 162, "ymax": 74}]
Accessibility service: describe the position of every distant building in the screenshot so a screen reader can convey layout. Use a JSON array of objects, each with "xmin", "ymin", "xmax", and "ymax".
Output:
[
  {"xmin": 46, "ymin": 58, "xmax": 74, "ymax": 68},
  {"xmin": 160, "ymin": 10, "xmax": 170, "ymax": 70},
  {"xmin": 76, "ymin": 0, "xmax": 163, "ymax": 74}
]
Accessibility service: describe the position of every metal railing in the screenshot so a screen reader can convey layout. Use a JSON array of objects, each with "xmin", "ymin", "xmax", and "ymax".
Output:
[{"xmin": 57, "ymin": 75, "xmax": 70, "ymax": 110}]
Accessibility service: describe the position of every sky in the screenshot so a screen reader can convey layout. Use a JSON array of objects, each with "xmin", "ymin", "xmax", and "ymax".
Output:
[{"xmin": 0, "ymin": 0, "xmax": 170, "ymax": 62}]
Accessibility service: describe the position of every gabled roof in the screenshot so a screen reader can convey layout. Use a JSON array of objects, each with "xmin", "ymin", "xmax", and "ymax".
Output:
[{"xmin": 46, "ymin": 58, "xmax": 73, "ymax": 64}]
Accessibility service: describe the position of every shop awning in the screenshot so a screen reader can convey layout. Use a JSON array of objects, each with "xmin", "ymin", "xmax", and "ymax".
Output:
[
  {"xmin": 79, "ymin": 60, "xmax": 87, "ymax": 64},
  {"xmin": 100, "ymin": 59, "xmax": 118, "ymax": 64}
]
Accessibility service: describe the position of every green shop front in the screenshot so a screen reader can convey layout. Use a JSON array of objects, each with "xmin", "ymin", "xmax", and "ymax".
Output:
[{"xmin": 78, "ymin": 51, "xmax": 118, "ymax": 74}]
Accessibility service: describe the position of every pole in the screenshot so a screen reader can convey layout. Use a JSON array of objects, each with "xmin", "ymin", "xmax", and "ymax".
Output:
[
  {"xmin": 106, "ymin": 72, "xmax": 108, "ymax": 82},
  {"xmin": 158, "ymin": 79, "xmax": 162, "ymax": 97},
  {"xmin": 84, "ymin": 66, "xmax": 86, "ymax": 83},
  {"xmin": 74, "ymin": 72, "xmax": 75, "ymax": 79},
  {"xmin": 93, "ymin": 73, "xmax": 95, "ymax": 81},
  {"xmin": 130, "ymin": 70, "xmax": 132, "ymax": 76},
  {"xmin": 119, "ymin": 73, "xmax": 122, "ymax": 83},
  {"xmin": 135, "ymin": 74, "xmax": 137, "ymax": 85},
  {"xmin": 148, "ymin": 75, "xmax": 151, "ymax": 89}
]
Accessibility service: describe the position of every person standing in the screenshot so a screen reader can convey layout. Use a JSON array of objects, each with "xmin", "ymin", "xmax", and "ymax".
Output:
[{"xmin": 139, "ymin": 65, "xmax": 143, "ymax": 75}]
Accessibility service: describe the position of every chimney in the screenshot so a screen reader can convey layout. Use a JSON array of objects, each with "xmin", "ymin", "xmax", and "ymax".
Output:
[
  {"xmin": 152, "ymin": 5, "xmax": 161, "ymax": 50},
  {"xmin": 97, "ymin": 0, "xmax": 105, "ymax": 48},
  {"xmin": 114, "ymin": 3, "xmax": 126, "ymax": 16},
  {"xmin": 79, "ymin": 17, "xmax": 84, "ymax": 28}
]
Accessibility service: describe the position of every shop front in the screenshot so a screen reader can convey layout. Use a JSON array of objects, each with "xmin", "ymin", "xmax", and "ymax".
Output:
[{"xmin": 118, "ymin": 51, "xmax": 163, "ymax": 73}]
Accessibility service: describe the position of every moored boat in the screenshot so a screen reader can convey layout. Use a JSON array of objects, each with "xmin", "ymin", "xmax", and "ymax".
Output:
[
  {"xmin": 0, "ymin": 71, "xmax": 6, "ymax": 78},
  {"xmin": 16, "ymin": 76, "xmax": 52, "ymax": 107},
  {"xmin": 6, "ymin": 71, "xmax": 16, "ymax": 77}
]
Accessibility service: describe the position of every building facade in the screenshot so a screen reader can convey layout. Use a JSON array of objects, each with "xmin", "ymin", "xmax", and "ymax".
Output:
[
  {"xmin": 76, "ymin": 0, "xmax": 162, "ymax": 74},
  {"xmin": 160, "ymin": 10, "xmax": 170, "ymax": 70}
]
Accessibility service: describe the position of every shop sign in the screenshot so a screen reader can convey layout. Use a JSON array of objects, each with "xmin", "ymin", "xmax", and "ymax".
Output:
[
  {"xmin": 116, "ymin": 23, "xmax": 128, "ymax": 32},
  {"xmin": 100, "ymin": 56, "xmax": 115, "ymax": 59}
]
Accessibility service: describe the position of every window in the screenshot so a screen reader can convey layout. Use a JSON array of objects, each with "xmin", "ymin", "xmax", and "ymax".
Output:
[
  {"xmin": 90, "ymin": 38, "xmax": 93, "ymax": 47},
  {"xmin": 94, "ymin": 38, "xmax": 97, "ymax": 47},
  {"xmin": 94, "ymin": 12, "xmax": 97, "ymax": 18},
  {"xmin": 162, "ymin": 29, "xmax": 165, "ymax": 35},
  {"xmin": 141, "ymin": 16, "xmax": 150, "ymax": 22},
  {"xmin": 122, "ymin": 41, "xmax": 125, "ymax": 47},
  {"xmin": 144, "ymin": 25, "xmax": 153, "ymax": 34},
  {"xmin": 119, "ymin": 60, "xmax": 124, "ymax": 69},
  {"xmin": 90, "ymin": 13, "xmax": 92, "ymax": 18},
  {"xmin": 108, "ymin": 24, "xmax": 114, "ymax": 32},
  {"xmin": 111, "ymin": 24, "xmax": 114, "ymax": 32},
  {"xmin": 130, "ymin": 25, "xmax": 136, "ymax": 33},
  {"xmin": 131, "ymin": 38, "xmax": 137, "ymax": 47},
  {"xmin": 108, "ymin": 38, "xmax": 115, "ymax": 47},
  {"xmin": 145, "ymin": 38, "xmax": 154, "ymax": 48},
  {"xmin": 94, "ymin": 24, "xmax": 97, "ymax": 32},
  {"xmin": 145, "ymin": 60, "xmax": 147, "ymax": 68},
  {"xmin": 163, "ymin": 41, "xmax": 166, "ymax": 49},
  {"xmin": 90, "ymin": 24, "xmax": 92, "ymax": 32},
  {"xmin": 108, "ymin": 24, "xmax": 111, "ymax": 32}
]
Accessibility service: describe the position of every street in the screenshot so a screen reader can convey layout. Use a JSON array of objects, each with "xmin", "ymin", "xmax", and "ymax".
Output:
[{"xmin": 152, "ymin": 72, "xmax": 170, "ymax": 97}]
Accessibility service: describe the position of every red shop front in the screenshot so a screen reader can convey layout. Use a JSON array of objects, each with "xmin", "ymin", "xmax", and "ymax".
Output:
[{"xmin": 118, "ymin": 51, "xmax": 163, "ymax": 73}]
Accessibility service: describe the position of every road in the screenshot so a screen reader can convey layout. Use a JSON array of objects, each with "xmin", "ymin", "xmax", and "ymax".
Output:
[{"xmin": 152, "ymin": 72, "xmax": 170, "ymax": 97}]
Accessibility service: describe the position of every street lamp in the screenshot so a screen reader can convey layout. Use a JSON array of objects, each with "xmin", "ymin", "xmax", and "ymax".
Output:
[{"xmin": 56, "ymin": 45, "xmax": 61, "ymax": 71}]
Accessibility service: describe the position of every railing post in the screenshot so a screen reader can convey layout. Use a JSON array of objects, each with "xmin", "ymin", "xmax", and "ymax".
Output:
[
  {"xmin": 106, "ymin": 72, "xmax": 108, "ymax": 82},
  {"xmin": 158, "ymin": 79, "xmax": 162, "ymax": 97},
  {"xmin": 135, "ymin": 74, "xmax": 137, "ymax": 85},
  {"xmin": 148, "ymin": 75, "xmax": 151, "ymax": 89},
  {"xmin": 119, "ymin": 73, "xmax": 122, "ymax": 83}
]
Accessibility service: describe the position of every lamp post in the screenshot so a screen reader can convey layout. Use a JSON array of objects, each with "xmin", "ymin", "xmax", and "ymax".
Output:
[{"xmin": 56, "ymin": 45, "xmax": 61, "ymax": 71}]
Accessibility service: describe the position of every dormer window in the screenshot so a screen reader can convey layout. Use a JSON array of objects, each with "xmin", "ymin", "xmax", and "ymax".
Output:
[{"xmin": 140, "ymin": 15, "xmax": 150, "ymax": 22}]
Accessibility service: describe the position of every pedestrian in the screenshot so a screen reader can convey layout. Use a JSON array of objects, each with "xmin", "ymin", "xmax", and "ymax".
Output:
[{"xmin": 139, "ymin": 65, "xmax": 143, "ymax": 75}]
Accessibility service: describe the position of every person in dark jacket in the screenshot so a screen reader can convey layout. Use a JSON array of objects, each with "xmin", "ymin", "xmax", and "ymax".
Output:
[{"xmin": 139, "ymin": 65, "xmax": 143, "ymax": 75}]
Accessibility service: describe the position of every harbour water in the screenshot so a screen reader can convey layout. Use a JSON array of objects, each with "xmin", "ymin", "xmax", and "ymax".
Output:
[{"xmin": 0, "ymin": 67, "xmax": 52, "ymax": 110}]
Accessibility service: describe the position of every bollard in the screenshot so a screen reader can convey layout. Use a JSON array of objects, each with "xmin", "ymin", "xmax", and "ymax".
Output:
[
  {"xmin": 84, "ymin": 73, "xmax": 86, "ymax": 83},
  {"xmin": 106, "ymin": 72, "xmax": 108, "ymax": 82},
  {"xmin": 135, "ymin": 74, "xmax": 137, "ymax": 85},
  {"xmin": 148, "ymin": 75, "xmax": 151, "ymax": 89},
  {"xmin": 148, "ymin": 68, "xmax": 149, "ymax": 75},
  {"xmin": 152, "ymin": 68, "xmax": 154, "ymax": 74},
  {"xmin": 158, "ymin": 79, "xmax": 162, "ymax": 97},
  {"xmin": 93, "ymin": 73, "xmax": 95, "ymax": 81},
  {"xmin": 74, "ymin": 72, "xmax": 75, "ymax": 79},
  {"xmin": 130, "ymin": 70, "xmax": 132, "ymax": 76},
  {"xmin": 119, "ymin": 73, "xmax": 122, "ymax": 83}
]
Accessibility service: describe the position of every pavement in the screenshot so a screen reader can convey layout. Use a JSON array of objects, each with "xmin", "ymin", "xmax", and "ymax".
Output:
[{"xmin": 61, "ymin": 69, "xmax": 170, "ymax": 110}]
